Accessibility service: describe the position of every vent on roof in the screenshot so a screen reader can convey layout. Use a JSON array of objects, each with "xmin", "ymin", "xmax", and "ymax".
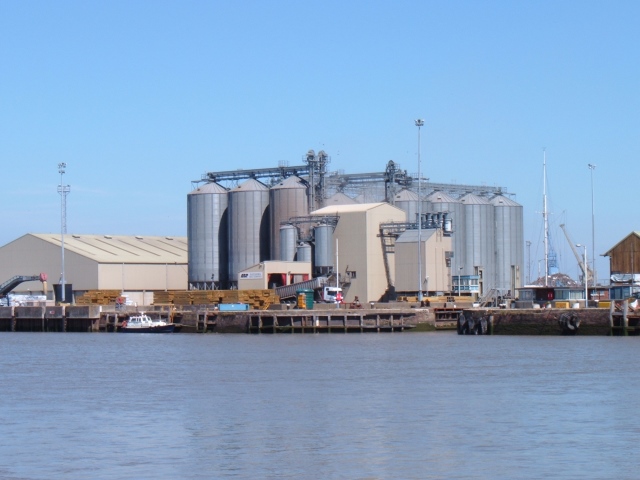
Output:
[
  {"xmin": 72, "ymin": 235, "xmax": 80, "ymax": 238},
  {"xmin": 165, "ymin": 237, "xmax": 174, "ymax": 240},
  {"xmin": 104, "ymin": 235, "xmax": 112, "ymax": 239},
  {"xmin": 135, "ymin": 236, "xmax": 143, "ymax": 240}
]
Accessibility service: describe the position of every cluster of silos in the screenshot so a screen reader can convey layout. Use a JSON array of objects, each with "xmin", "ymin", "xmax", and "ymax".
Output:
[
  {"xmin": 393, "ymin": 187, "xmax": 523, "ymax": 295},
  {"xmin": 188, "ymin": 176, "xmax": 314, "ymax": 289}
]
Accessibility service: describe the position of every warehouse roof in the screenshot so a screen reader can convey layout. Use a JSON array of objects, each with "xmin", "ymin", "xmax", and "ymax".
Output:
[
  {"xmin": 312, "ymin": 202, "xmax": 397, "ymax": 215},
  {"xmin": 28, "ymin": 233, "xmax": 188, "ymax": 264}
]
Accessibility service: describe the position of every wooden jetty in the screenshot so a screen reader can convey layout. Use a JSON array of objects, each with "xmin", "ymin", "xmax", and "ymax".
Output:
[{"xmin": 0, "ymin": 305, "xmax": 427, "ymax": 334}]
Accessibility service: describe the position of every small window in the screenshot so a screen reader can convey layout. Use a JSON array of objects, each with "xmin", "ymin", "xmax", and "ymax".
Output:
[{"xmin": 347, "ymin": 270, "xmax": 357, "ymax": 279}]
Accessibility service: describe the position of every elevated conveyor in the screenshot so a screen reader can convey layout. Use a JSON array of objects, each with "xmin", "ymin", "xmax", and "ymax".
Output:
[{"xmin": 275, "ymin": 277, "xmax": 327, "ymax": 301}]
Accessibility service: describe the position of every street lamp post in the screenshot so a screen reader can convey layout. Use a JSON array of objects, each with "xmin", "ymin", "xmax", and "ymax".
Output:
[
  {"xmin": 588, "ymin": 163, "xmax": 596, "ymax": 286},
  {"xmin": 57, "ymin": 163, "xmax": 70, "ymax": 303},
  {"xmin": 576, "ymin": 244, "xmax": 588, "ymax": 308},
  {"xmin": 415, "ymin": 119, "xmax": 424, "ymax": 302}
]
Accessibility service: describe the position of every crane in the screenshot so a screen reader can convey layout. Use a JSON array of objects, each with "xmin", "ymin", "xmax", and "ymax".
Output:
[{"xmin": 559, "ymin": 224, "xmax": 593, "ymax": 285}]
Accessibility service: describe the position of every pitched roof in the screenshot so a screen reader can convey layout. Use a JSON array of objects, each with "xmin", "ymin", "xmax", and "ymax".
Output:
[
  {"xmin": 29, "ymin": 233, "xmax": 188, "ymax": 264},
  {"xmin": 603, "ymin": 231, "xmax": 640, "ymax": 257},
  {"xmin": 312, "ymin": 202, "xmax": 391, "ymax": 214}
]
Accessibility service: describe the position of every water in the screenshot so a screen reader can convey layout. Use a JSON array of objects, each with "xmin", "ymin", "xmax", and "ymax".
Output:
[{"xmin": 1, "ymin": 332, "xmax": 638, "ymax": 479}]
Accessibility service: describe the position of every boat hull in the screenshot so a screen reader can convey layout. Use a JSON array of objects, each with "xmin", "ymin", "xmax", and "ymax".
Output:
[{"xmin": 121, "ymin": 324, "xmax": 175, "ymax": 333}]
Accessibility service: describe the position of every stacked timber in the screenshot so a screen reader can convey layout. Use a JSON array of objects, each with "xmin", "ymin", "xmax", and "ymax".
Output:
[
  {"xmin": 216, "ymin": 289, "xmax": 279, "ymax": 310},
  {"xmin": 173, "ymin": 291, "xmax": 193, "ymax": 306},
  {"xmin": 152, "ymin": 289, "xmax": 280, "ymax": 309},
  {"xmin": 75, "ymin": 290, "xmax": 121, "ymax": 305},
  {"xmin": 153, "ymin": 291, "xmax": 176, "ymax": 304},
  {"xmin": 191, "ymin": 290, "xmax": 220, "ymax": 305}
]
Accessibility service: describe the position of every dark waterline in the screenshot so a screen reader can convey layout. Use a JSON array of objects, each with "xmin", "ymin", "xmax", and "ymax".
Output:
[{"xmin": 1, "ymin": 332, "xmax": 637, "ymax": 479}]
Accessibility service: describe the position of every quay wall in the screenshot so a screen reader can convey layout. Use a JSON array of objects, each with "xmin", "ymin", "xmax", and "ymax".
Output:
[{"xmin": 460, "ymin": 308, "xmax": 612, "ymax": 335}]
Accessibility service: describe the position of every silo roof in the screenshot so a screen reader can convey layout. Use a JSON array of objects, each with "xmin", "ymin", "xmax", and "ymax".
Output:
[
  {"xmin": 189, "ymin": 182, "xmax": 228, "ymax": 195},
  {"xmin": 426, "ymin": 191, "xmax": 457, "ymax": 203},
  {"xmin": 490, "ymin": 194, "xmax": 521, "ymax": 207},
  {"xmin": 231, "ymin": 178, "xmax": 268, "ymax": 192},
  {"xmin": 271, "ymin": 176, "xmax": 306, "ymax": 190},
  {"xmin": 460, "ymin": 193, "xmax": 490, "ymax": 205},
  {"xmin": 394, "ymin": 189, "xmax": 419, "ymax": 201}
]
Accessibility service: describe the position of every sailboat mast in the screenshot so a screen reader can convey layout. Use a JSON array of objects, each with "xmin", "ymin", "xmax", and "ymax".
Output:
[{"xmin": 543, "ymin": 149, "xmax": 549, "ymax": 287}]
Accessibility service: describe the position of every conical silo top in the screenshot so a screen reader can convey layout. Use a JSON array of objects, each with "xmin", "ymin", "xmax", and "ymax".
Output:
[
  {"xmin": 271, "ymin": 175, "xmax": 306, "ymax": 190},
  {"xmin": 460, "ymin": 193, "xmax": 490, "ymax": 205},
  {"xmin": 394, "ymin": 189, "xmax": 419, "ymax": 201},
  {"xmin": 189, "ymin": 182, "xmax": 228, "ymax": 195},
  {"xmin": 490, "ymin": 194, "xmax": 521, "ymax": 207},
  {"xmin": 230, "ymin": 178, "xmax": 268, "ymax": 192},
  {"xmin": 325, "ymin": 192, "xmax": 358, "ymax": 205},
  {"xmin": 426, "ymin": 191, "xmax": 457, "ymax": 203}
]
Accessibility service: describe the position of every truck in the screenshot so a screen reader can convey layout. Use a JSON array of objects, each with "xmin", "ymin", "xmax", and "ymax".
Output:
[{"xmin": 322, "ymin": 286, "xmax": 343, "ymax": 303}]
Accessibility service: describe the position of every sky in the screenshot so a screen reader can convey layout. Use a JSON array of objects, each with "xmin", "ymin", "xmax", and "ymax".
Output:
[{"xmin": 1, "ymin": 0, "xmax": 639, "ymax": 283}]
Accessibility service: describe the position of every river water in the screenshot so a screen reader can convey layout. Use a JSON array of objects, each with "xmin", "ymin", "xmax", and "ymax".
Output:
[{"xmin": 0, "ymin": 332, "xmax": 637, "ymax": 479}]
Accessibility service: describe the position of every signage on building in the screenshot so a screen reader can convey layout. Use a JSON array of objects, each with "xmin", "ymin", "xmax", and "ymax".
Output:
[{"xmin": 240, "ymin": 272, "xmax": 263, "ymax": 279}]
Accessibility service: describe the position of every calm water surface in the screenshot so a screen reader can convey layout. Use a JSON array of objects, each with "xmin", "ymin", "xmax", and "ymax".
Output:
[{"xmin": 0, "ymin": 332, "xmax": 638, "ymax": 479}]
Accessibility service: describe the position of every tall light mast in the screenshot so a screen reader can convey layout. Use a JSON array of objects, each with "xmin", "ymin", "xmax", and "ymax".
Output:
[
  {"xmin": 588, "ymin": 163, "xmax": 596, "ymax": 286},
  {"xmin": 542, "ymin": 150, "xmax": 549, "ymax": 287},
  {"xmin": 58, "ymin": 163, "xmax": 70, "ymax": 303},
  {"xmin": 415, "ymin": 119, "xmax": 424, "ymax": 301}
]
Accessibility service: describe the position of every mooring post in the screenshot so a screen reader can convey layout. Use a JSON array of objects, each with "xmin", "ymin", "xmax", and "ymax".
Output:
[
  {"xmin": 623, "ymin": 300, "xmax": 629, "ymax": 336},
  {"xmin": 609, "ymin": 301, "xmax": 614, "ymax": 335}
]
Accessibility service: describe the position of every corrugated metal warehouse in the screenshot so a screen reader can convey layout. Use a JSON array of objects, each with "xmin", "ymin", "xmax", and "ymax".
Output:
[{"xmin": 0, "ymin": 234, "xmax": 188, "ymax": 304}]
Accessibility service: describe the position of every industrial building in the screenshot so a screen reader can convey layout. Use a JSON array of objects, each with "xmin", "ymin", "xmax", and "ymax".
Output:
[
  {"xmin": 0, "ymin": 234, "xmax": 188, "ymax": 304},
  {"xmin": 604, "ymin": 231, "xmax": 640, "ymax": 299},
  {"xmin": 187, "ymin": 150, "xmax": 524, "ymax": 303}
]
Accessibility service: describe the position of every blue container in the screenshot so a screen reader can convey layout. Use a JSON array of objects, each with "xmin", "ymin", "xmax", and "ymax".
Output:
[{"xmin": 218, "ymin": 303, "xmax": 249, "ymax": 312}]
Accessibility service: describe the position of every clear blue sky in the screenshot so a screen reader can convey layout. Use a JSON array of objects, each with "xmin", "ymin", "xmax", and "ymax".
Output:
[{"xmin": 2, "ymin": 0, "xmax": 638, "ymax": 282}]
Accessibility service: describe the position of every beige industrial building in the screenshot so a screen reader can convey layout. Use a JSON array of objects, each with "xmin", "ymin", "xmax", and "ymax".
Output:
[
  {"xmin": 238, "ymin": 261, "xmax": 312, "ymax": 290},
  {"xmin": 0, "ymin": 233, "xmax": 188, "ymax": 304},
  {"xmin": 394, "ymin": 229, "xmax": 453, "ymax": 294},
  {"xmin": 311, "ymin": 202, "xmax": 406, "ymax": 303}
]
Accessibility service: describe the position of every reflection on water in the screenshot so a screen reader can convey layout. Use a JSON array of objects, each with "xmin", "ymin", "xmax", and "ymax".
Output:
[{"xmin": 0, "ymin": 332, "xmax": 638, "ymax": 479}]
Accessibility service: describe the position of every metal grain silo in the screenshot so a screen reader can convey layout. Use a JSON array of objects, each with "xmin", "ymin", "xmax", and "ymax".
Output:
[
  {"xmin": 279, "ymin": 224, "xmax": 298, "ymax": 262},
  {"xmin": 228, "ymin": 178, "xmax": 270, "ymax": 285},
  {"xmin": 187, "ymin": 182, "xmax": 228, "ymax": 289},
  {"xmin": 314, "ymin": 223, "xmax": 334, "ymax": 275},
  {"xmin": 427, "ymin": 191, "xmax": 464, "ymax": 274},
  {"xmin": 270, "ymin": 176, "xmax": 308, "ymax": 260},
  {"xmin": 460, "ymin": 193, "xmax": 495, "ymax": 296},
  {"xmin": 394, "ymin": 189, "xmax": 419, "ymax": 223},
  {"xmin": 491, "ymin": 195, "xmax": 524, "ymax": 295},
  {"xmin": 296, "ymin": 242, "xmax": 312, "ymax": 263}
]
